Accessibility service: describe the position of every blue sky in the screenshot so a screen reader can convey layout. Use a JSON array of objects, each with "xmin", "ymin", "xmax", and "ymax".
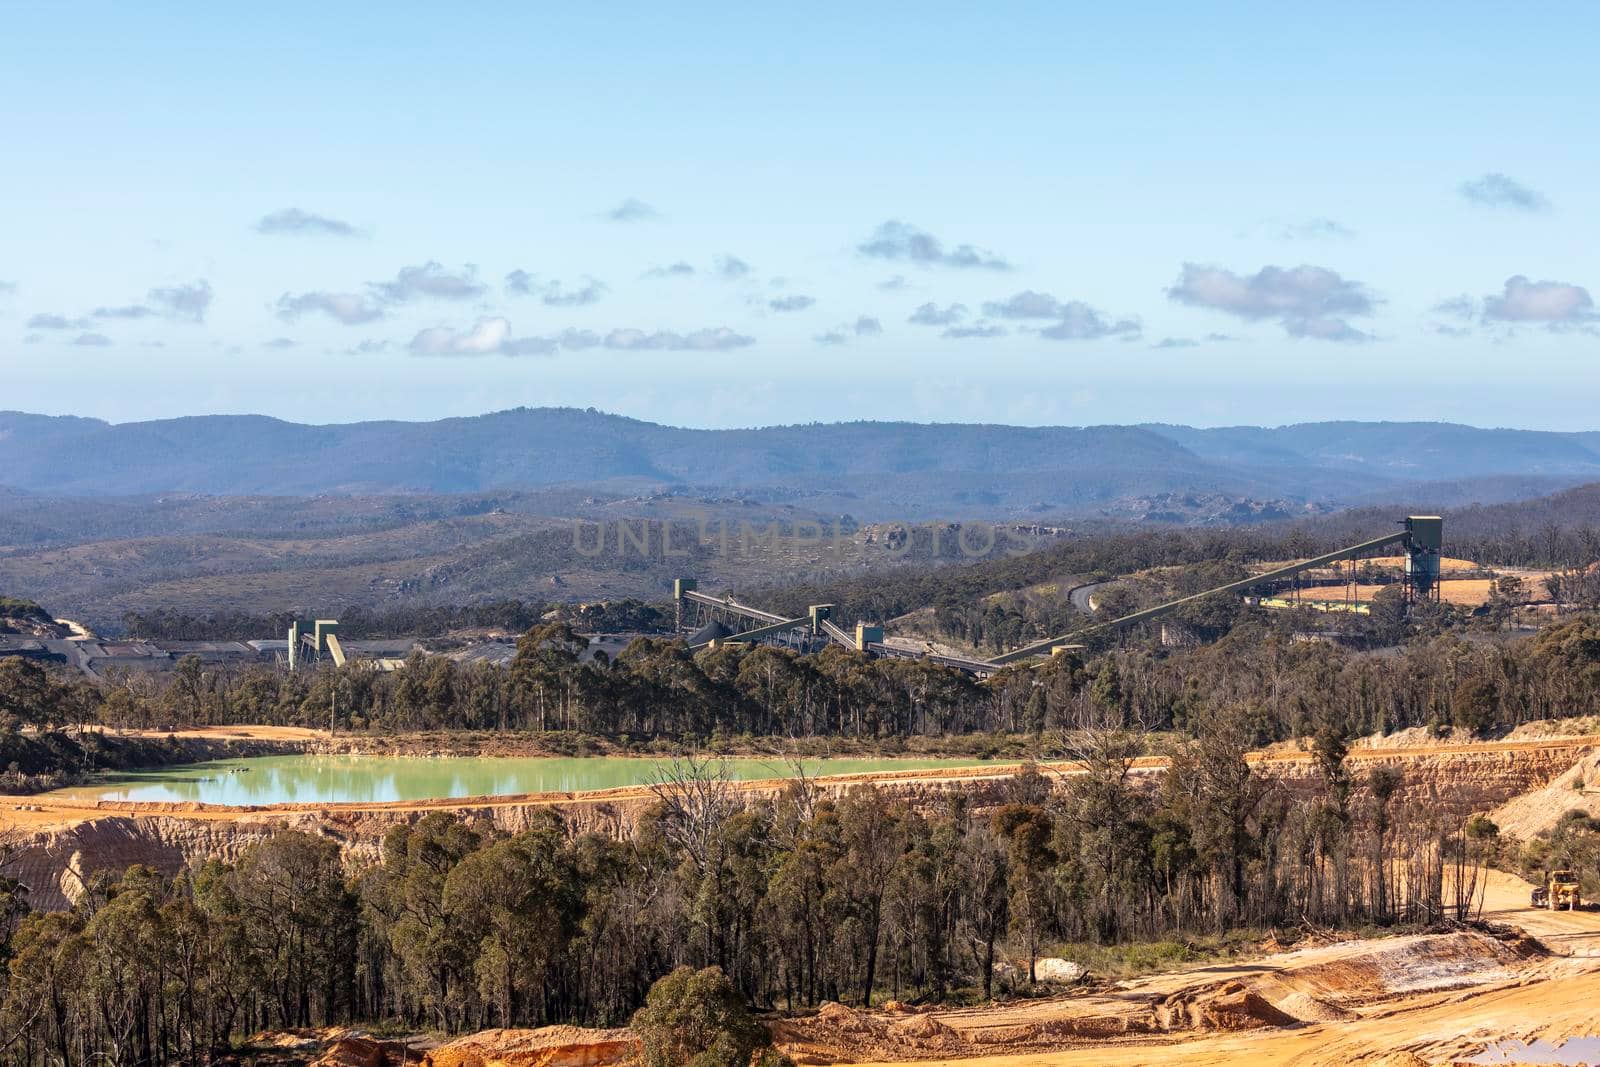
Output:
[{"xmin": 2, "ymin": 2, "xmax": 1596, "ymax": 429}]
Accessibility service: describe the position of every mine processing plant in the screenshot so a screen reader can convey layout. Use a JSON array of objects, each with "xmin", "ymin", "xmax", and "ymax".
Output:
[{"xmin": 674, "ymin": 515, "xmax": 1444, "ymax": 676}]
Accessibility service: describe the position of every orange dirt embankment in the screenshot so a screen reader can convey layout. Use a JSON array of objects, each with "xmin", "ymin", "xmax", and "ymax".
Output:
[
  {"xmin": 113, "ymin": 724, "xmax": 330, "ymax": 744},
  {"xmin": 773, "ymin": 927, "xmax": 1546, "ymax": 1064},
  {"xmin": 420, "ymin": 1026, "xmax": 637, "ymax": 1067},
  {"xmin": 4, "ymin": 733, "xmax": 1594, "ymax": 913},
  {"xmin": 310, "ymin": 1034, "xmax": 423, "ymax": 1066},
  {"xmin": 793, "ymin": 868, "xmax": 1600, "ymax": 1066}
]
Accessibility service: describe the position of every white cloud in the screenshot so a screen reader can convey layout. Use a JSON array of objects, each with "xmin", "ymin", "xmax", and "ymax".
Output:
[
  {"xmin": 505, "ymin": 270, "xmax": 606, "ymax": 306},
  {"xmin": 981, "ymin": 290, "xmax": 1140, "ymax": 341},
  {"xmin": 1167, "ymin": 262, "xmax": 1376, "ymax": 342},
  {"xmin": 146, "ymin": 280, "xmax": 213, "ymax": 322},
  {"xmin": 255, "ymin": 208, "xmax": 362, "ymax": 237},
  {"xmin": 908, "ymin": 302, "xmax": 968, "ymax": 326},
  {"xmin": 92, "ymin": 304, "xmax": 157, "ymax": 320},
  {"xmin": 1280, "ymin": 218, "xmax": 1355, "ymax": 240},
  {"xmin": 277, "ymin": 291, "xmax": 386, "ymax": 325},
  {"xmin": 1459, "ymin": 173, "xmax": 1550, "ymax": 212},
  {"xmin": 26, "ymin": 313, "xmax": 89, "ymax": 329},
  {"xmin": 1484, "ymin": 276, "xmax": 1595, "ymax": 324},
  {"xmin": 410, "ymin": 317, "xmax": 513, "ymax": 356},
  {"xmin": 643, "ymin": 262, "xmax": 696, "ymax": 279},
  {"xmin": 815, "ymin": 316, "xmax": 883, "ymax": 345},
  {"xmin": 373, "ymin": 262, "xmax": 485, "ymax": 303},
  {"xmin": 858, "ymin": 220, "xmax": 1012, "ymax": 270},
  {"xmin": 605, "ymin": 198, "xmax": 660, "ymax": 222},
  {"xmin": 603, "ymin": 327, "xmax": 754, "ymax": 351}
]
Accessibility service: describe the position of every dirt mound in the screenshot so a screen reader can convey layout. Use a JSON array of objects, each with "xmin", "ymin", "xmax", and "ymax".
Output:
[
  {"xmin": 814, "ymin": 1001, "xmax": 874, "ymax": 1033},
  {"xmin": 422, "ymin": 1026, "xmax": 637, "ymax": 1067},
  {"xmin": 972, "ymin": 1016, "xmax": 1159, "ymax": 1044},
  {"xmin": 312, "ymin": 1036, "xmax": 421, "ymax": 1066},
  {"xmin": 1270, "ymin": 989, "xmax": 1357, "ymax": 1023},
  {"xmin": 1177, "ymin": 979, "xmax": 1299, "ymax": 1030},
  {"xmin": 890, "ymin": 1014, "xmax": 956, "ymax": 1040},
  {"xmin": 773, "ymin": 1002, "xmax": 976, "ymax": 1062},
  {"xmin": 1244, "ymin": 930, "xmax": 1529, "ymax": 1016}
]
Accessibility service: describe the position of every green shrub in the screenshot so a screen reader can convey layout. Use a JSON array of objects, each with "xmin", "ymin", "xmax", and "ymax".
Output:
[{"xmin": 632, "ymin": 965, "xmax": 786, "ymax": 1067}]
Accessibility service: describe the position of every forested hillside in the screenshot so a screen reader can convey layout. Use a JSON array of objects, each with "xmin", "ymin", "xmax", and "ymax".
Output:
[{"xmin": 5, "ymin": 409, "xmax": 1599, "ymax": 508}]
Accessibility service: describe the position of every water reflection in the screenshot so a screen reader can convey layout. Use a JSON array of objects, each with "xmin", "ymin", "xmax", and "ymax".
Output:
[
  {"xmin": 1468, "ymin": 1037, "xmax": 1600, "ymax": 1065},
  {"xmin": 42, "ymin": 754, "xmax": 991, "ymax": 805}
]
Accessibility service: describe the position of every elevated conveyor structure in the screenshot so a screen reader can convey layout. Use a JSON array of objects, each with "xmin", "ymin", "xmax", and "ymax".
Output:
[
  {"xmin": 990, "ymin": 516, "xmax": 1442, "ymax": 664},
  {"xmin": 675, "ymin": 579, "xmax": 837, "ymax": 652},
  {"xmin": 324, "ymin": 632, "xmax": 348, "ymax": 668},
  {"xmin": 673, "ymin": 516, "xmax": 1443, "ymax": 676}
]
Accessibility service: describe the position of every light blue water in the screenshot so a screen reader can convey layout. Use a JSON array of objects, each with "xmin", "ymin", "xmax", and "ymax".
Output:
[
  {"xmin": 1467, "ymin": 1037, "xmax": 1600, "ymax": 1064},
  {"xmin": 41, "ymin": 753, "xmax": 995, "ymax": 806}
]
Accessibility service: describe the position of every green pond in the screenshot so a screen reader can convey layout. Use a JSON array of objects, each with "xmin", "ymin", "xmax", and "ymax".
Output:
[{"xmin": 44, "ymin": 754, "xmax": 996, "ymax": 806}]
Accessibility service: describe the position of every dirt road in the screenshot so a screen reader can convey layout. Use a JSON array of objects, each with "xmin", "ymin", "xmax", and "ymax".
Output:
[
  {"xmin": 830, "ymin": 871, "xmax": 1600, "ymax": 1067},
  {"xmin": 1481, "ymin": 867, "xmax": 1600, "ymax": 958}
]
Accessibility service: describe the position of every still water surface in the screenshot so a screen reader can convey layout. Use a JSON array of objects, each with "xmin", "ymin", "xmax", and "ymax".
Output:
[{"xmin": 44, "ymin": 754, "xmax": 994, "ymax": 806}]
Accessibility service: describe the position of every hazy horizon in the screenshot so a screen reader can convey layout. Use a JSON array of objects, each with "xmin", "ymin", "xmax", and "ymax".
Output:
[{"xmin": 4, "ymin": 404, "xmax": 1595, "ymax": 437}]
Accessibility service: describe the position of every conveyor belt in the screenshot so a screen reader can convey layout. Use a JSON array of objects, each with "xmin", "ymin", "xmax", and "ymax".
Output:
[{"xmin": 990, "ymin": 529, "xmax": 1410, "ymax": 664}]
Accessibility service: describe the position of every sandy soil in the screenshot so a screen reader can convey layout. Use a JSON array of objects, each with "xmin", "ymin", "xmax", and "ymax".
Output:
[
  {"xmin": 1280, "ymin": 578, "xmax": 1498, "ymax": 608},
  {"xmin": 823, "ymin": 869, "xmax": 1600, "ymax": 1067},
  {"xmin": 1249, "ymin": 554, "xmax": 1556, "ymax": 610},
  {"xmin": 80, "ymin": 723, "xmax": 329, "ymax": 743},
  {"xmin": 1359, "ymin": 556, "xmax": 1486, "ymax": 574}
]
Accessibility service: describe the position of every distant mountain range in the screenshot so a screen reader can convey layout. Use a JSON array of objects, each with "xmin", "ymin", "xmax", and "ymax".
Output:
[{"xmin": 3, "ymin": 409, "xmax": 1597, "ymax": 516}]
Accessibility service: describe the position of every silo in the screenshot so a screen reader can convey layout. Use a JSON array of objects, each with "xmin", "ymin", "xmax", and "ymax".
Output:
[{"xmin": 1404, "ymin": 516, "xmax": 1443, "ymax": 601}]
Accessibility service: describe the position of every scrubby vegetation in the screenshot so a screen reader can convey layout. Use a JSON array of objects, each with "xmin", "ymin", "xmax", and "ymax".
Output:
[{"xmin": 0, "ymin": 598, "xmax": 60, "ymax": 639}]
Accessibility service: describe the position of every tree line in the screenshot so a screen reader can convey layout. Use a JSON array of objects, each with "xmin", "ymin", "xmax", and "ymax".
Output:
[{"xmin": 0, "ymin": 614, "xmax": 1583, "ymax": 753}]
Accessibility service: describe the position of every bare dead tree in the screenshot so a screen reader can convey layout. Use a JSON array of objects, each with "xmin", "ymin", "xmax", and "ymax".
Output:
[{"xmin": 645, "ymin": 755, "xmax": 741, "ymax": 878}]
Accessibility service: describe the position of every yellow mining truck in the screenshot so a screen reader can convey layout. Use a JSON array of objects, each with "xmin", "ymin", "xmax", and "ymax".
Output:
[{"xmin": 1531, "ymin": 869, "xmax": 1581, "ymax": 910}]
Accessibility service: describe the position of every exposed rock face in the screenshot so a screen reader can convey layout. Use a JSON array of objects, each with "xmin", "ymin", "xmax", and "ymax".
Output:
[
  {"xmin": 7, "ymin": 814, "xmax": 289, "ymax": 911},
  {"xmin": 1266, "ymin": 741, "xmax": 1589, "ymax": 814}
]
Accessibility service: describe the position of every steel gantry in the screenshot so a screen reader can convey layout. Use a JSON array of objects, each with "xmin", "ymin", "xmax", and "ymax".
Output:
[{"xmin": 671, "ymin": 516, "xmax": 1443, "ymax": 676}]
